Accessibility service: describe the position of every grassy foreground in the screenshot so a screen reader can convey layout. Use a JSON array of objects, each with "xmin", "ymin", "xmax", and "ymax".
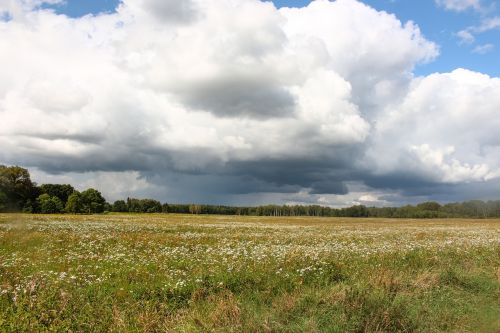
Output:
[{"xmin": 0, "ymin": 214, "xmax": 499, "ymax": 332}]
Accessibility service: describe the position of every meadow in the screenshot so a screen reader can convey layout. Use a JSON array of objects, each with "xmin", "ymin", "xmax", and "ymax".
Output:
[{"xmin": 0, "ymin": 214, "xmax": 499, "ymax": 332}]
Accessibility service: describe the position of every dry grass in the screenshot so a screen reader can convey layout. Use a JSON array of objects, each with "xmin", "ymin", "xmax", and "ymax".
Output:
[{"xmin": 0, "ymin": 213, "xmax": 499, "ymax": 332}]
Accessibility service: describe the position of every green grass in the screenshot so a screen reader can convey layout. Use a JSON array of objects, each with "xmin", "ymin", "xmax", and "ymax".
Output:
[{"xmin": 0, "ymin": 214, "xmax": 499, "ymax": 332}]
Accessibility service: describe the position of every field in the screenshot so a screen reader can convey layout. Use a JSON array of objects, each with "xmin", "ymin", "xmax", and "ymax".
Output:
[{"xmin": 0, "ymin": 214, "xmax": 499, "ymax": 332}]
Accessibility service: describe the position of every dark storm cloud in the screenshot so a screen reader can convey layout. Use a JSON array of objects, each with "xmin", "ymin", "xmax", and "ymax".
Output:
[
  {"xmin": 180, "ymin": 76, "xmax": 296, "ymax": 118},
  {"xmin": 224, "ymin": 155, "xmax": 357, "ymax": 189},
  {"xmin": 362, "ymin": 172, "xmax": 439, "ymax": 192},
  {"xmin": 2, "ymin": 0, "xmax": 499, "ymax": 207},
  {"xmin": 309, "ymin": 181, "xmax": 348, "ymax": 195},
  {"xmin": 142, "ymin": 171, "xmax": 301, "ymax": 196}
]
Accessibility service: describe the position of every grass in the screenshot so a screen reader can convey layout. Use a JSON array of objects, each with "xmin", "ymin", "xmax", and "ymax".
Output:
[{"xmin": 0, "ymin": 213, "xmax": 499, "ymax": 332}]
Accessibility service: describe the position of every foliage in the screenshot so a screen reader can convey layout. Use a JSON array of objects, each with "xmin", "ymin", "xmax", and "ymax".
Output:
[
  {"xmin": 112, "ymin": 200, "xmax": 128, "ymax": 212},
  {"xmin": 0, "ymin": 165, "xmax": 36, "ymax": 211},
  {"xmin": 161, "ymin": 200, "xmax": 500, "ymax": 218},
  {"xmin": 65, "ymin": 192, "xmax": 83, "ymax": 214},
  {"xmin": 125, "ymin": 198, "xmax": 162, "ymax": 213},
  {"xmin": 39, "ymin": 184, "xmax": 75, "ymax": 206},
  {"xmin": 80, "ymin": 189, "xmax": 106, "ymax": 214},
  {"xmin": 22, "ymin": 199, "xmax": 37, "ymax": 213},
  {"xmin": 417, "ymin": 201, "xmax": 441, "ymax": 211},
  {"xmin": 37, "ymin": 194, "xmax": 64, "ymax": 214},
  {"xmin": 0, "ymin": 190, "xmax": 7, "ymax": 211}
]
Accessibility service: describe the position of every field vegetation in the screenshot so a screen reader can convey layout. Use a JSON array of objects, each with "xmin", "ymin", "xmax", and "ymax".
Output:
[{"xmin": 1, "ymin": 214, "xmax": 499, "ymax": 332}]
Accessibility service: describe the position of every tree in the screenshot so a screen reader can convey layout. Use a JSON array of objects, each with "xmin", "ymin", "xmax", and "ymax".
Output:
[
  {"xmin": 40, "ymin": 184, "xmax": 75, "ymax": 206},
  {"xmin": 0, "ymin": 165, "xmax": 35, "ymax": 211},
  {"xmin": 162, "ymin": 203, "xmax": 169, "ymax": 213},
  {"xmin": 113, "ymin": 200, "xmax": 128, "ymax": 212},
  {"xmin": 80, "ymin": 188, "xmax": 106, "ymax": 214},
  {"xmin": 22, "ymin": 199, "xmax": 37, "ymax": 213},
  {"xmin": 103, "ymin": 202, "xmax": 112, "ymax": 213},
  {"xmin": 189, "ymin": 204, "xmax": 201, "ymax": 214},
  {"xmin": 127, "ymin": 198, "xmax": 143, "ymax": 213},
  {"xmin": 417, "ymin": 201, "xmax": 441, "ymax": 212},
  {"xmin": 65, "ymin": 192, "xmax": 83, "ymax": 214},
  {"xmin": 37, "ymin": 194, "xmax": 64, "ymax": 214},
  {"xmin": 141, "ymin": 199, "xmax": 162, "ymax": 213},
  {"xmin": 0, "ymin": 190, "xmax": 7, "ymax": 212},
  {"xmin": 124, "ymin": 198, "xmax": 162, "ymax": 213}
]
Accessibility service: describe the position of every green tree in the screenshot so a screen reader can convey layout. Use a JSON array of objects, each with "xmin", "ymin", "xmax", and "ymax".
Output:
[
  {"xmin": 65, "ymin": 192, "xmax": 83, "ymax": 214},
  {"xmin": 37, "ymin": 194, "xmax": 64, "ymax": 214},
  {"xmin": 103, "ymin": 202, "xmax": 112, "ymax": 213},
  {"xmin": 142, "ymin": 199, "xmax": 162, "ymax": 213},
  {"xmin": 81, "ymin": 188, "xmax": 106, "ymax": 214},
  {"xmin": 112, "ymin": 200, "xmax": 128, "ymax": 212},
  {"xmin": 417, "ymin": 201, "xmax": 441, "ymax": 212},
  {"xmin": 22, "ymin": 199, "xmax": 37, "ymax": 213},
  {"xmin": 40, "ymin": 184, "xmax": 75, "ymax": 206},
  {"xmin": 0, "ymin": 190, "xmax": 7, "ymax": 212},
  {"xmin": 127, "ymin": 198, "xmax": 143, "ymax": 213},
  {"xmin": 0, "ymin": 165, "xmax": 35, "ymax": 211}
]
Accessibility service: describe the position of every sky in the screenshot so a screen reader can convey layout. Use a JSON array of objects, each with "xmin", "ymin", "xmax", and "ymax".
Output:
[{"xmin": 0, "ymin": 0, "xmax": 499, "ymax": 207}]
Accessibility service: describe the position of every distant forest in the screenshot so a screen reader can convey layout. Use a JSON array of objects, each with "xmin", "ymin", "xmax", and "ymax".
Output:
[{"xmin": 2, "ymin": 165, "xmax": 500, "ymax": 218}]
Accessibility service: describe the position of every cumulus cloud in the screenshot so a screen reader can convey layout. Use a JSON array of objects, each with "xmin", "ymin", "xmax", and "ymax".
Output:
[
  {"xmin": 0, "ymin": 0, "xmax": 498, "ymax": 206},
  {"xmin": 367, "ymin": 68, "xmax": 500, "ymax": 194}
]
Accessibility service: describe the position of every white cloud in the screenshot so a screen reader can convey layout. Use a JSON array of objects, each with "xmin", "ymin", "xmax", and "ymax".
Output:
[
  {"xmin": 409, "ymin": 144, "xmax": 491, "ymax": 183},
  {"xmin": 475, "ymin": 16, "xmax": 500, "ymax": 32},
  {"xmin": 435, "ymin": 0, "xmax": 482, "ymax": 12},
  {"xmin": 472, "ymin": 43, "xmax": 494, "ymax": 54},
  {"xmin": 369, "ymin": 69, "xmax": 500, "ymax": 185},
  {"xmin": 0, "ymin": 0, "xmax": 498, "ymax": 205},
  {"xmin": 0, "ymin": 0, "xmax": 436, "ymax": 164},
  {"xmin": 456, "ymin": 16, "xmax": 500, "ymax": 45},
  {"xmin": 457, "ymin": 29, "xmax": 475, "ymax": 44},
  {"xmin": 30, "ymin": 169, "xmax": 158, "ymax": 202}
]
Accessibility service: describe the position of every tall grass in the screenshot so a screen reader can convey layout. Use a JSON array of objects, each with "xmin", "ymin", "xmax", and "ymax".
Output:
[{"xmin": 0, "ymin": 214, "xmax": 499, "ymax": 332}]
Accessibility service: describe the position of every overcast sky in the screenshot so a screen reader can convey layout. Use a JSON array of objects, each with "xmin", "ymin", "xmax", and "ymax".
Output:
[{"xmin": 1, "ymin": 0, "xmax": 500, "ymax": 207}]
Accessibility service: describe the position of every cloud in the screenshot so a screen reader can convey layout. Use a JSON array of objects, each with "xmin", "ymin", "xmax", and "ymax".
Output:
[
  {"xmin": 457, "ymin": 16, "xmax": 500, "ymax": 44},
  {"xmin": 475, "ymin": 16, "xmax": 500, "ymax": 32},
  {"xmin": 0, "ymin": 10, "xmax": 12, "ymax": 22},
  {"xmin": 435, "ymin": 0, "xmax": 482, "ymax": 12},
  {"xmin": 457, "ymin": 29, "xmax": 475, "ymax": 44},
  {"xmin": 0, "ymin": 0, "xmax": 499, "ymax": 206},
  {"xmin": 366, "ymin": 68, "xmax": 500, "ymax": 192},
  {"xmin": 121, "ymin": 0, "xmax": 199, "ymax": 24},
  {"xmin": 29, "ymin": 169, "xmax": 157, "ymax": 202},
  {"xmin": 177, "ymin": 73, "xmax": 296, "ymax": 118},
  {"xmin": 408, "ymin": 144, "xmax": 491, "ymax": 183},
  {"xmin": 472, "ymin": 43, "xmax": 494, "ymax": 54}
]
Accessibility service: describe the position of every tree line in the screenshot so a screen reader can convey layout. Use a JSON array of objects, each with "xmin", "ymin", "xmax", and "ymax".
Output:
[{"xmin": 2, "ymin": 165, "xmax": 500, "ymax": 218}]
